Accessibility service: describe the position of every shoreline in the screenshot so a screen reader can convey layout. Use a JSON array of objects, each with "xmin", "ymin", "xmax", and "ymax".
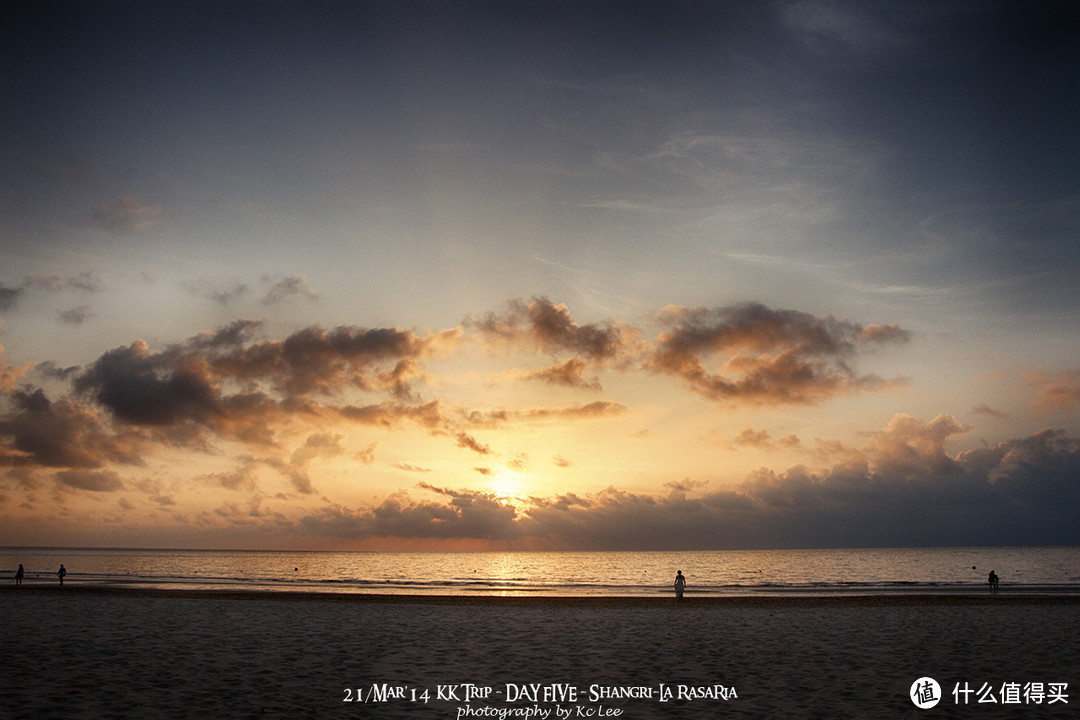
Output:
[{"xmin": 3, "ymin": 583, "xmax": 1077, "ymax": 606}]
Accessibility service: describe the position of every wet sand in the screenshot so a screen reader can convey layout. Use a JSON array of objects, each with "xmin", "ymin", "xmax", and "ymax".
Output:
[{"xmin": 2, "ymin": 586, "xmax": 1077, "ymax": 718}]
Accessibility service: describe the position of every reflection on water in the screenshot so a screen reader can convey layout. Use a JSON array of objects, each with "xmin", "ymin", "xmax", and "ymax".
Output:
[{"xmin": 1, "ymin": 546, "xmax": 1078, "ymax": 597}]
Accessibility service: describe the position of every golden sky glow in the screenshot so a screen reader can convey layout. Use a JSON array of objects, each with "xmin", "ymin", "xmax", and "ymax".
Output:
[{"xmin": 2, "ymin": 2, "xmax": 1079, "ymax": 549}]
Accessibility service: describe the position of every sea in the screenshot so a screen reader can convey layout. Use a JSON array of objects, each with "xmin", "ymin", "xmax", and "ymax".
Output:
[{"xmin": 2, "ymin": 546, "xmax": 1078, "ymax": 597}]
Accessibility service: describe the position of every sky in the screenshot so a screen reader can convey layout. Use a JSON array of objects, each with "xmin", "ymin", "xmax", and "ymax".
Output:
[{"xmin": 1, "ymin": 0, "xmax": 1079, "ymax": 550}]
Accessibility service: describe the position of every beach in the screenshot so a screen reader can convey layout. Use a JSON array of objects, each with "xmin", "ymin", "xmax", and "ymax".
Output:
[{"xmin": 2, "ymin": 587, "xmax": 1078, "ymax": 719}]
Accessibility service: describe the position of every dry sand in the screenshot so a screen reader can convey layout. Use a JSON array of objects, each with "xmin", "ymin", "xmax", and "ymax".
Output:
[{"xmin": 1, "ymin": 586, "xmax": 1078, "ymax": 719}]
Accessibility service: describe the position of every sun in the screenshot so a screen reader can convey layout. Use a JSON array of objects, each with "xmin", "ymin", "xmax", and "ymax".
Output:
[{"xmin": 487, "ymin": 466, "xmax": 531, "ymax": 512}]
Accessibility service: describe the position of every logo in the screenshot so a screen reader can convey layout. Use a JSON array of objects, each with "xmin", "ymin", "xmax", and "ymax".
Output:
[{"xmin": 911, "ymin": 677, "xmax": 941, "ymax": 709}]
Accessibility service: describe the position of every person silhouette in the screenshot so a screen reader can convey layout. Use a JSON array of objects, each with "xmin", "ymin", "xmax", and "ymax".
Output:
[
  {"xmin": 15, "ymin": 564, "xmax": 24, "ymax": 586},
  {"xmin": 674, "ymin": 570, "xmax": 686, "ymax": 600},
  {"xmin": 988, "ymin": 570, "xmax": 999, "ymax": 594},
  {"xmin": 57, "ymin": 564, "xmax": 67, "ymax": 586}
]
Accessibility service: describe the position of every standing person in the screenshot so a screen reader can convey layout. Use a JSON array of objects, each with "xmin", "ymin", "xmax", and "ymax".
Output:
[
  {"xmin": 674, "ymin": 570, "xmax": 686, "ymax": 600},
  {"xmin": 15, "ymin": 564, "xmax": 24, "ymax": 586},
  {"xmin": 988, "ymin": 570, "xmax": 999, "ymax": 593},
  {"xmin": 57, "ymin": 564, "xmax": 67, "ymax": 586}
]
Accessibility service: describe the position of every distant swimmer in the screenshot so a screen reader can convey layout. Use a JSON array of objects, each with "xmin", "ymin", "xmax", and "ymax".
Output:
[{"xmin": 674, "ymin": 570, "xmax": 686, "ymax": 600}]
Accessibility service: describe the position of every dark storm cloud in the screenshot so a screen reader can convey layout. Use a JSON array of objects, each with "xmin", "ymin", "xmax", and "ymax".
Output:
[{"xmin": 648, "ymin": 303, "xmax": 909, "ymax": 405}]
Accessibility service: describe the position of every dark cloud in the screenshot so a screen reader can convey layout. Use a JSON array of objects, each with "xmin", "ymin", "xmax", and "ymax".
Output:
[
  {"xmin": 211, "ymin": 324, "xmax": 428, "ymax": 397},
  {"xmin": 647, "ymin": 303, "xmax": 909, "ymax": 405},
  {"xmin": 1, "ymin": 299, "xmax": 921, "ymax": 529},
  {"xmin": 1, "ymin": 272, "xmax": 102, "ymax": 315},
  {"xmin": 469, "ymin": 297, "xmax": 635, "ymax": 362},
  {"xmin": 972, "ymin": 403, "xmax": 1008, "ymax": 419},
  {"xmin": 58, "ymin": 305, "xmax": 93, "ymax": 325},
  {"xmin": 262, "ymin": 275, "xmax": 319, "ymax": 305},
  {"xmin": 290, "ymin": 415, "xmax": 1080, "ymax": 549},
  {"xmin": 0, "ymin": 388, "xmax": 143, "ymax": 469},
  {"xmin": 74, "ymin": 340, "xmax": 223, "ymax": 427},
  {"xmin": 301, "ymin": 484, "xmax": 520, "ymax": 540},
  {"xmin": 34, "ymin": 362, "xmax": 81, "ymax": 381},
  {"xmin": 0, "ymin": 284, "xmax": 25, "ymax": 311},
  {"xmin": 465, "ymin": 401, "xmax": 628, "ymax": 427},
  {"xmin": 181, "ymin": 279, "xmax": 250, "ymax": 307},
  {"xmin": 455, "ymin": 432, "xmax": 492, "ymax": 455}
]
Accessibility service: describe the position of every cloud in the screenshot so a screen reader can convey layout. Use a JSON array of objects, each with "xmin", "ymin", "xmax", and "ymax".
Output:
[
  {"xmin": 1, "ymin": 298, "xmax": 914, "ymax": 522},
  {"xmin": 1, "ymin": 347, "xmax": 32, "ymax": 392},
  {"xmin": 93, "ymin": 195, "xmax": 162, "ymax": 233},
  {"xmin": 469, "ymin": 297, "xmax": 636, "ymax": 362},
  {"xmin": 0, "ymin": 388, "xmax": 144, "ymax": 469},
  {"xmin": 1, "ymin": 272, "xmax": 104, "ymax": 317},
  {"xmin": 199, "ymin": 460, "xmax": 259, "ymax": 492},
  {"xmin": 55, "ymin": 469, "xmax": 124, "ymax": 492},
  {"xmin": 33, "ymin": 362, "xmax": 81, "ymax": 382},
  {"xmin": 734, "ymin": 425, "xmax": 772, "ymax": 448},
  {"xmin": 182, "ymin": 279, "xmax": 250, "ymax": 307},
  {"xmin": 521, "ymin": 358, "xmax": 602, "ymax": 390},
  {"xmin": 58, "ymin": 306, "xmax": 93, "ymax": 325},
  {"xmin": 301, "ymin": 484, "xmax": 521, "ymax": 540},
  {"xmin": 972, "ymin": 403, "xmax": 1008, "ymax": 419},
  {"xmin": 392, "ymin": 462, "xmax": 431, "ymax": 473},
  {"xmin": 464, "ymin": 401, "xmax": 629, "ymax": 427},
  {"xmin": 455, "ymin": 432, "xmax": 492, "ymax": 455},
  {"xmin": 262, "ymin": 275, "xmax": 319, "ymax": 305},
  {"xmin": 286, "ymin": 414, "xmax": 1080, "ymax": 549},
  {"xmin": 647, "ymin": 302, "xmax": 909, "ymax": 405},
  {"xmin": 0, "ymin": 284, "xmax": 25, "ymax": 311},
  {"xmin": 1024, "ymin": 369, "xmax": 1080, "ymax": 413},
  {"xmin": 290, "ymin": 432, "xmax": 345, "ymax": 467}
]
